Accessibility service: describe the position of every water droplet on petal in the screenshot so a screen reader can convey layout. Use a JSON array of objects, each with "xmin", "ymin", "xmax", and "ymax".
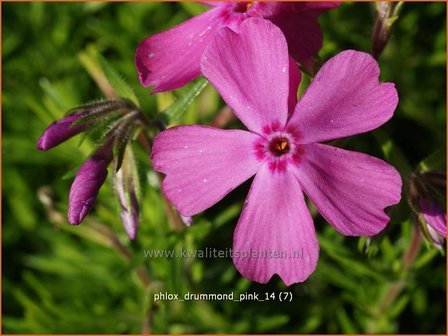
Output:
[
  {"xmin": 281, "ymin": 67, "xmax": 287, "ymax": 73},
  {"xmin": 184, "ymin": 145, "xmax": 188, "ymax": 149},
  {"xmin": 203, "ymin": 178, "xmax": 208, "ymax": 183},
  {"xmin": 148, "ymin": 53, "xmax": 155, "ymax": 59}
]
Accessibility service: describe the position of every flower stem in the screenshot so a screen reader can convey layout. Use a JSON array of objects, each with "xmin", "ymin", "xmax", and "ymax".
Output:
[{"xmin": 38, "ymin": 186, "xmax": 152, "ymax": 288}]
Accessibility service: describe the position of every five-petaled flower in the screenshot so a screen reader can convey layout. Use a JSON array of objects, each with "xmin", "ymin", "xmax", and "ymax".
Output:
[
  {"xmin": 152, "ymin": 18, "xmax": 402, "ymax": 285},
  {"xmin": 135, "ymin": 1, "xmax": 339, "ymax": 93}
]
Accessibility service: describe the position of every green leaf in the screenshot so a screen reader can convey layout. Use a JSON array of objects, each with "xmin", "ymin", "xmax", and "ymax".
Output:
[
  {"xmin": 336, "ymin": 308, "xmax": 358, "ymax": 334},
  {"xmin": 61, "ymin": 163, "xmax": 82, "ymax": 180},
  {"xmin": 416, "ymin": 147, "xmax": 446, "ymax": 172},
  {"xmin": 256, "ymin": 315, "xmax": 289, "ymax": 332},
  {"xmin": 373, "ymin": 129, "xmax": 412, "ymax": 177},
  {"xmin": 98, "ymin": 54, "xmax": 140, "ymax": 107},
  {"xmin": 389, "ymin": 294, "xmax": 410, "ymax": 318},
  {"xmin": 178, "ymin": 2, "xmax": 208, "ymax": 16},
  {"xmin": 160, "ymin": 77, "xmax": 208, "ymax": 123}
]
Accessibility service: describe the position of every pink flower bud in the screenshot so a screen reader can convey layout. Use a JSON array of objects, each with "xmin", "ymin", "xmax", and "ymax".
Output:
[
  {"xmin": 68, "ymin": 141, "xmax": 114, "ymax": 225},
  {"xmin": 37, "ymin": 114, "xmax": 86, "ymax": 151}
]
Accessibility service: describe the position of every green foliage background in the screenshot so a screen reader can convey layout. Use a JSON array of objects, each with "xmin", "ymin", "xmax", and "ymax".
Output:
[{"xmin": 2, "ymin": 2, "xmax": 446, "ymax": 334}]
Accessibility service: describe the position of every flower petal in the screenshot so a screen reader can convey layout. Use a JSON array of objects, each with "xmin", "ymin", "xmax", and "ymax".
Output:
[
  {"xmin": 135, "ymin": 7, "xmax": 232, "ymax": 93},
  {"xmin": 250, "ymin": 2, "xmax": 340, "ymax": 17},
  {"xmin": 201, "ymin": 17, "xmax": 290, "ymax": 133},
  {"xmin": 288, "ymin": 56, "xmax": 301, "ymax": 114},
  {"xmin": 233, "ymin": 164, "xmax": 319, "ymax": 285},
  {"xmin": 288, "ymin": 50, "xmax": 399, "ymax": 144},
  {"xmin": 152, "ymin": 126, "xmax": 262, "ymax": 216},
  {"xmin": 420, "ymin": 199, "xmax": 447, "ymax": 237},
  {"xmin": 200, "ymin": 2, "xmax": 223, "ymax": 7},
  {"xmin": 299, "ymin": 2, "xmax": 341, "ymax": 15},
  {"xmin": 292, "ymin": 143, "xmax": 402, "ymax": 236},
  {"xmin": 269, "ymin": 12, "xmax": 323, "ymax": 66}
]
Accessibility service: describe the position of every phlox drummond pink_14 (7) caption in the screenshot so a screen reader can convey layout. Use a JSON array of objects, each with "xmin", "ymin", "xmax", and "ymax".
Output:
[
  {"xmin": 135, "ymin": 1, "xmax": 339, "ymax": 93},
  {"xmin": 151, "ymin": 18, "xmax": 402, "ymax": 285}
]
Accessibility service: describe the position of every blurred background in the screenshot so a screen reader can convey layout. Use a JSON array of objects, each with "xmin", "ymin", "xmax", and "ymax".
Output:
[{"xmin": 2, "ymin": 2, "xmax": 446, "ymax": 334}]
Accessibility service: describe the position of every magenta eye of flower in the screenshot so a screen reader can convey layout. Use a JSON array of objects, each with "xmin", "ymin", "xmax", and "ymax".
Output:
[
  {"xmin": 269, "ymin": 137, "xmax": 290, "ymax": 156},
  {"xmin": 253, "ymin": 126, "xmax": 303, "ymax": 173}
]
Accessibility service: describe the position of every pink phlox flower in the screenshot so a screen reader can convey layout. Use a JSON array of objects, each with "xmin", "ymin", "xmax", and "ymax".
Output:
[
  {"xmin": 135, "ymin": 1, "xmax": 339, "ymax": 93},
  {"xmin": 152, "ymin": 18, "xmax": 402, "ymax": 285}
]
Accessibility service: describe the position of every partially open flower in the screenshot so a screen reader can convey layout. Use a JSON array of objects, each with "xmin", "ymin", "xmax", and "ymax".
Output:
[
  {"xmin": 408, "ymin": 172, "xmax": 447, "ymax": 249},
  {"xmin": 420, "ymin": 199, "xmax": 446, "ymax": 249}
]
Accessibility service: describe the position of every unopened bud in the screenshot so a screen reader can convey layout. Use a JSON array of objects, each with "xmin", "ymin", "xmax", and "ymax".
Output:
[
  {"xmin": 372, "ymin": 2, "xmax": 402, "ymax": 59},
  {"xmin": 68, "ymin": 140, "xmax": 114, "ymax": 225},
  {"xmin": 37, "ymin": 113, "xmax": 86, "ymax": 151},
  {"xmin": 114, "ymin": 147, "xmax": 140, "ymax": 239},
  {"xmin": 408, "ymin": 172, "xmax": 447, "ymax": 248}
]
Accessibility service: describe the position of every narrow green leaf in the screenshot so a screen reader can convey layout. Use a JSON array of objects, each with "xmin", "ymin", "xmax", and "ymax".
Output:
[
  {"xmin": 98, "ymin": 54, "xmax": 140, "ymax": 107},
  {"xmin": 61, "ymin": 163, "xmax": 82, "ymax": 181},
  {"xmin": 389, "ymin": 294, "xmax": 410, "ymax": 318},
  {"xmin": 179, "ymin": 2, "xmax": 209, "ymax": 16},
  {"xmin": 416, "ymin": 147, "xmax": 446, "ymax": 172},
  {"xmin": 373, "ymin": 129, "xmax": 412, "ymax": 177},
  {"xmin": 256, "ymin": 315, "xmax": 289, "ymax": 332},
  {"xmin": 160, "ymin": 77, "xmax": 208, "ymax": 123},
  {"xmin": 336, "ymin": 308, "xmax": 358, "ymax": 334},
  {"xmin": 414, "ymin": 248, "xmax": 440, "ymax": 269}
]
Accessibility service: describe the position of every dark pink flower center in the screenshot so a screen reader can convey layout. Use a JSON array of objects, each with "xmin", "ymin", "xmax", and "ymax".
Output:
[
  {"xmin": 254, "ymin": 121, "xmax": 303, "ymax": 172},
  {"xmin": 269, "ymin": 137, "xmax": 290, "ymax": 156}
]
